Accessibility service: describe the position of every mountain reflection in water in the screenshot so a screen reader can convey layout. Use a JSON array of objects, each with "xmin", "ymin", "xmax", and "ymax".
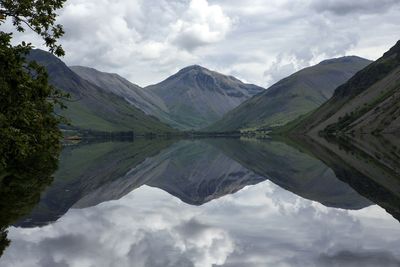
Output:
[{"xmin": 1, "ymin": 135, "xmax": 400, "ymax": 267}]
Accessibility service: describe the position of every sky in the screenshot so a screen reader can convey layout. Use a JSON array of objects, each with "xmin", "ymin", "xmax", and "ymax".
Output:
[{"xmin": 6, "ymin": 0, "xmax": 400, "ymax": 87}]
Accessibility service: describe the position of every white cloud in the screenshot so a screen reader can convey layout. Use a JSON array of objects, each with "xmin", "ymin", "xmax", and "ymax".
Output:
[
  {"xmin": 170, "ymin": 0, "xmax": 232, "ymax": 51},
  {"xmin": 49, "ymin": 0, "xmax": 232, "ymax": 85},
  {"xmin": 310, "ymin": 0, "xmax": 400, "ymax": 15}
]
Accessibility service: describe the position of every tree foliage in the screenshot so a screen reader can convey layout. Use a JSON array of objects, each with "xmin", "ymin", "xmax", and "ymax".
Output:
[
  {"xmin": 0, "ymin": 0, "xmax": 66, "ymax": 170},
  {"xmin": 0, "ymin": 34, "xmax": 64, "ymax": 170},
  {"xmin": 0, "ymin": 0, "xmax": 66, "ymax": 56},
  {"xmin": 0, "ymin": 0, "xmax": 66, "ymax": 256}
]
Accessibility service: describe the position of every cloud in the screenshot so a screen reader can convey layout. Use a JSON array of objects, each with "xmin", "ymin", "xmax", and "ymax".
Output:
[
  {"xmin": 263, "ymin": 54, "xmax": 300, "ymax": 85},
  {"xmin": 53, "ymin": 0, "xmax": 200, "ymax": 84},
  {"xmin": 310, "ymin": 0, "xmax": 400, "ymax": 15},
  {"xmin": 170, "ymin": 0, "xmax": 232, "ymax": 51},
  {"xmin": 174, "ymin": 219, "xmax": 234, "ymax": 267},
  {"xmin": 317, "ymin": 250, "xmax": 400, "ymax": 267},
  {"xmin": 51, "ymin": 0, "xmax": 232, "ymax": 85},
  {"xmin": 203, "ymin": 0, "xmax": 400, "ymax": 87}
]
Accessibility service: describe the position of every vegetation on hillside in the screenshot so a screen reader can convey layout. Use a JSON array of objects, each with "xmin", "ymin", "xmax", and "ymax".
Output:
[
  {"xmin": 206, "ymin": 57, "xmax": 371, "ymax": 132},
  {"xmin": 279, "ymin": 41, "xmax": 400, "ymax": 136},
  {"xmin": 147, "ymin": 65, "xmax": 264, "ymax": 130},
  {"xmin": 28, "ymin": 49, "xmax": 177, "ymax": 134}
]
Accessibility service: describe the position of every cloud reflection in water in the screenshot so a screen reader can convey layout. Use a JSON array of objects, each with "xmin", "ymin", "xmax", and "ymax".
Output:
[{"xmin": 2, "ymin": 180, "xmax": 400, "ymax": 267}]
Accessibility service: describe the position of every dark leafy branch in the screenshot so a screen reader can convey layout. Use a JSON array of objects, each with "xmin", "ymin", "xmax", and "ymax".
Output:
[{"xmin": 0, "ymin": 0, "xmax": 66, "ymax": 56}]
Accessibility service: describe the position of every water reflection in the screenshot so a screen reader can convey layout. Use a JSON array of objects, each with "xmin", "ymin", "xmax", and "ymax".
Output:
[
  {"xmin": 207, "ymin": 138, "xmax": 372, "ymax": 210},
  {"xmin": 2, "ymin": 183, "xmax": 400, "ymax": 267},
  {"xmin": 128, "ymin": 140, "xmax": 264, "ymax": 205},
  {"xmin": 1, "ymin": 135, "xmax": 400, "ymax": 266},
  {"xmin": 289, "ymin": 134, "xmax": 400, "ymax": 221},
  {"xmin": 15, "ymin": 139, "xmax": 175, "ymax": 227},
  {"xmin": 18, "ymin": 138, "xmax": 375, "ymax": 227}
]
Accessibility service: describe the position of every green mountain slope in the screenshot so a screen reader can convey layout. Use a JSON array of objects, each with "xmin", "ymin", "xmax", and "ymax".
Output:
[
  {"xmin": 206, "ymin": 56, "xmax": 371, "ymax": 132},
  {"xmin": 146, "ymin": 65, "xmax": 264, "ymax": 130},
  {"xmin": 285, "ymin": 40, "xmax": 400, "ymax": 135},
  {"xmin": 70, "ymin": 66, "xmax": 183, "ymax": 129},
  {"xmin": 28, "ymin": 50, "xmax": 175, "ymax": 133}
]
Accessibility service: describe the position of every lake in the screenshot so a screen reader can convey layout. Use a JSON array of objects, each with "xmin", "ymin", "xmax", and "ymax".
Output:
[{"xmin": 1, "ymin": 135, "xmax": 400, "ymax": 267}]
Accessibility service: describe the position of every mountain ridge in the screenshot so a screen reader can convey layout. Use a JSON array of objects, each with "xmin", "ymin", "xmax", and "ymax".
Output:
[
  {"xmin": 71, "ymin": 64, "xmax": 266, "ymax": 130},
  {"xmin": 69, "ymin": 65, "xmax": 184, "ymax": 129},
  {"xmin": 27, "ymin": 49, "xmax": 175, "ymax": 133},
  {"xmin": 146, "ymin": 65, "xmax": 265, "ymax": 129},
  {"xmin": 283, "ymin": 40, "xmax": 400, "ymax": 135},
  {"xmin": 206, "ymin": 56, "xmax": 371, "ymax": 132}
]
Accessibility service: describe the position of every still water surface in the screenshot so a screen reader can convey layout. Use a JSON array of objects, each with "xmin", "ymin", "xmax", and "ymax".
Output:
[{"xmin": 1, "ymin": 136, "xmax": 400, "ymax": 267}]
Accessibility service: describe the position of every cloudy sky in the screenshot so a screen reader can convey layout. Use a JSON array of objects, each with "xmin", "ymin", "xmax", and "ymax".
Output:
[{"xmin": 8, "ymin": 0, "xmax": 400, "ymax": 86}]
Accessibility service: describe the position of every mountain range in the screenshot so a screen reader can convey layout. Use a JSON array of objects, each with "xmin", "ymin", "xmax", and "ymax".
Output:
[
  {"xmin": 29, "ymin": 50, "xmax": 267, "ymax": 132},
  {"xmin": 28, "ymin": 40, "xmax": 400, "ymax": 136}
]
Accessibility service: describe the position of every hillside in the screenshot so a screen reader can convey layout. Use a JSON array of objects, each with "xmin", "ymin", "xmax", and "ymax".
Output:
[
  {"xmin": 28, "ymin": 50, "xmax": 175, "ymax": 133},
  {"xmin": 70, "ymin": 66, "xmax": 182, "ymax": 129},
  {"xmin": 146, "ymin": 65, "xmax": 264, "ymax": 129},
  {"xmin": 285, "ymin": 40, "xmax": 400, "ymax": 135},
  {"xmin": 206, "ymin": 56, "xmax": 371, "ymax": 132}
]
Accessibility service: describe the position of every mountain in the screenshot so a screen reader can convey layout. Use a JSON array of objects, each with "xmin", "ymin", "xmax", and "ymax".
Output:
[
  {"xmin": 27, "ymin": 50, "xmax": 175, "ymax": 133},
  {"xmin": 206, "ymin": 56, "xmax": 371, "ymax": 132},
  {"xmin": 284, "ymin": 41, "xmax": 400, "ymax": 135},
  {"xmin": 146, "ymin": 65, "xmax": 265, "ymax": 129},
  {"xmin": 70, "ymin": 66, "xmax": 182, "ymax": 129}
]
